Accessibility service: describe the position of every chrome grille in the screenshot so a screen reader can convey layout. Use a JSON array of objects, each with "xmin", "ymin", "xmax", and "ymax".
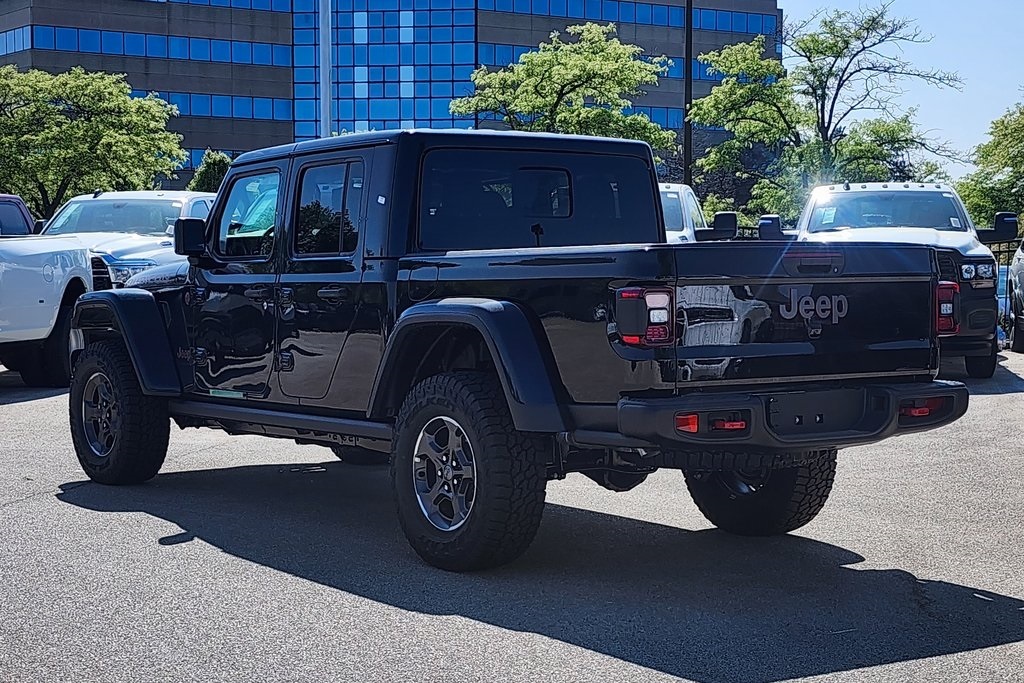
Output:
[
  {"xmin": 936, "ymin": 251, "xmax": 958, "ymax": 282},
  {"xmin": 91, "ymin": 257, "xmax": 112, "ymax": 290}
]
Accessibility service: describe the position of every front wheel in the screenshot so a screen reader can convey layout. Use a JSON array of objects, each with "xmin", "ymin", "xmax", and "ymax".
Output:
[
  {"xmin": 1010, "ymin": 298, "xmax": 1024, "ymax": 353},
  {"xmin": 19, "ymin": 304, "xmax": 75, "ymax": 387},
  {"xmin": 69, "ymin": 340, "xmax": 170, "ymax": 485},
  {"xmin": 964, "ymin": 341, "xmax": 998, "ymax": 379},
  {"xmin": 391, "ymin": 371, "xmax": 548, "ymax": 572},
  {"xmin": 683, "ymin": 450, "xmax": 837, "ymax": 536}
]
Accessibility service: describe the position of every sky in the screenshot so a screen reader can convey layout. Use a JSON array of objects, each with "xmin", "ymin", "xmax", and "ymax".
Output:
[{"xmin": 778, "ymin": 0, "xmax": 1023, "ymax": 178}]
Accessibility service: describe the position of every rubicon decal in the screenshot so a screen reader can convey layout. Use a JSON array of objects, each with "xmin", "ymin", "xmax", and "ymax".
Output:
[{"xmin": 779, "ymin": 288, "xmax": 849, "ymax": 324}]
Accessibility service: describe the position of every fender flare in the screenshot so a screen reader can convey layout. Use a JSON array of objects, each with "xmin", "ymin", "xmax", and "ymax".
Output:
[
  {"xmin": 369, "ymin": 298, "xmax": 568, "ymax": 433},
  {"xmin": 71, "ymin": 289, "xmax": 181, "ymax": 396}
]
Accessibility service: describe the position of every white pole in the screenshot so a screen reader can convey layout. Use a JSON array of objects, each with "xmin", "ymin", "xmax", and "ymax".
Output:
[{"xmin": 319, "ymin": 0, "xmax": 332, "ymax": 137}]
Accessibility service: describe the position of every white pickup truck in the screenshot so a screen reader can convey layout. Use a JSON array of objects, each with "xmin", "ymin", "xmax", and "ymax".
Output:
[{"xmin": 0, "ymin": 235, "xmax": 92, "ymax": 386}]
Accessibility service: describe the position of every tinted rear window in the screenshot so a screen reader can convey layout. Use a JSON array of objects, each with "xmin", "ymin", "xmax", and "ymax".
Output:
[
  {"xmin": 0, "ymin": 202, "xmax": 30, "ymax": 235},
  {"xmin": 419, "ymin": 149, "xmax": 659, "ymax": 250}
]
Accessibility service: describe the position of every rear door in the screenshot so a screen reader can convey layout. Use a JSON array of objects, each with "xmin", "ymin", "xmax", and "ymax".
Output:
[
  {"xmin": 191, "ymin": 165, "xmax": 285, "ymax": 399},
  {"xmin": 0, "ymin": 201, "xmax": 31, "ymax": 237},
  {"xmin": 671, "ymin": 242, "xmax": 937, "ymax": 386},
  {"xmin": 276, "ymin": 150, "xmax": 370, "ymax": 401}
]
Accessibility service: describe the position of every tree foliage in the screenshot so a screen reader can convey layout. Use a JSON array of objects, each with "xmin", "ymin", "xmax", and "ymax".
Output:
[
  {"xmin": 956, "ymin": 104, "xmax": 1024, "ymax": 227},
  {"xmin": 0, "ymin": 66, "xmax": 185, "ymax": 218},
  {"xmin": 689, "ymin": 2, "xmax": 961, "ymax": 220},
  {"xmin": 187, "ymin": 149, "xmax": 232, "ymax": 193},
  {"xmin": 450, "ymin": 23, "xmax": 676, "ymax": 152}
]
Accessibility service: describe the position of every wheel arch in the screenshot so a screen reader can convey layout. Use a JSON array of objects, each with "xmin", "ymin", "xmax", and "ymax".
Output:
[
  {"xmin": 71, "ymin": 289, "xmax": 181, "ymax": 396},
  {"xmin": 368, "ymin": 299, "xmax": 569, "ymax": 433}
]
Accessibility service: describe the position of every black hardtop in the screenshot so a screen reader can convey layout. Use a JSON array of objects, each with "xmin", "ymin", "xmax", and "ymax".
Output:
[{"xmin": 231, "ymin": 128, "xmax": 657, "ymax": 166}]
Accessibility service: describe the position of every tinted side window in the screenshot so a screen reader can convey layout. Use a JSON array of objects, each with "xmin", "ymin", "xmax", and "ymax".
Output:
[
  {"xmin": 216, "ymin": 170, "xmax": 280, "ymax": 258},
  {"xmin": 419, "ymin": 149, "xmax": 658, "ymax": 250},
  {"xmin": 188, "ymin": 200, "xmax": 211, "ymax": 219},
  {"xmin": 294, "ymin": 161, "xmax": 363, "ymax": 255},
  {"xmin": 660, "ymin": 191, "xmax": 684, "ymax": 231},
  {"xmin": 0, "ymin": 202, "xmax": 31, "ymax": 236}
]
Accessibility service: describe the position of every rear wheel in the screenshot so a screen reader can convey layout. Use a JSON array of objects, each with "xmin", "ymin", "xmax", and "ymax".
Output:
[
  {"xmin": 19, "ymin": 304, "xmax": 75, "ymax": 387},
  {"xmin": 683, "ymin": 449, "xmax": 837, "ymax": 536},
  {"xmin": 69, "ymin": 340, "xmax": 170, "ymax": 485},
  {"xmin": 1010, "ymin": 296, "xmax": 1024, "ymax": 353},
  {"xmin": 964, "ymin": 340, "xmax": 998, "ymax": 379},
  {"xmin": 391, "ymin": 371, "xmax": 548, "ymax": 572},
  {"xmin": 329, "ymin": 445, "xmax": 389, "ymax": 466}
]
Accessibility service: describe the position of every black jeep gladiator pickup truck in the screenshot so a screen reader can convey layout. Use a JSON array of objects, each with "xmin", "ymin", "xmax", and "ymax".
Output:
[{"xmin": 68, "ymin": 129, "xmax": 968, "ymax": 571}]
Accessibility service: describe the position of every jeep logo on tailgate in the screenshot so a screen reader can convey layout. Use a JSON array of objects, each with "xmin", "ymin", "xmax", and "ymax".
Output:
[{"xmin": 779, "ymin": 288, "xmax": 849, "ymax": 324}]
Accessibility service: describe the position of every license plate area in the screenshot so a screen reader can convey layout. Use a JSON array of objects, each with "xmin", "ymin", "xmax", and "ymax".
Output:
[{"xmin": 764, "ymin": 388, "xmax": 886, "ymax": 437}]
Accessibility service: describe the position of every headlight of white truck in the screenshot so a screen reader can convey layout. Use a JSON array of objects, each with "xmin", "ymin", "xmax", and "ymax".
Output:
[{"xmin": 108, "ymin": 261, "xmax": 158, "ymax": 286}]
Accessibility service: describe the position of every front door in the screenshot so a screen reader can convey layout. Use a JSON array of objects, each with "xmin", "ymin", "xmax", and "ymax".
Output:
[
  {"xmin": 276, "ymin": 152, "xmax": 369, "ymax": 401},
  {"xmin": 192, "ymin": 165, "xmax": 285, "ymax": 399}
]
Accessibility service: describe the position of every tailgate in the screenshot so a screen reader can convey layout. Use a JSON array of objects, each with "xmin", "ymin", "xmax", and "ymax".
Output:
[{"xmin": 671, "ymin": 242, "xmax": 937, "ymax": 387}]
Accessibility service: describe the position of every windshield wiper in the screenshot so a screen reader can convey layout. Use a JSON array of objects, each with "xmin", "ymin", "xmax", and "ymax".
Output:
[{"xmin": 812, "ymin": 225, "xmax": 851, "ymax": 233}]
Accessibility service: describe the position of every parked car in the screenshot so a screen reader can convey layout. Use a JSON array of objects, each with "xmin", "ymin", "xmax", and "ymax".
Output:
[
  {"xmin": 0, "ymin": 194, "xmax": 35, "ymax": 237},
  {"xmin": 69, "ymin": 130, "xmax": 966, "ymax": 572},
  {"xmin": 776, "ymin": 183, "xmax": 1018, "ymax": 378},
  {"xmin": 0, "ymin": 235, "xmax": 91, "ymax": 386},
  {"xmin": 39, "ymin": 190, "xmax": 215, "ymax": 289},
  {"xmin": 1003, "ymin": 237, "xmax": 1024, "ymax": 352},
  {"xmin": 659, "ymin": 183, "xmax": 702, "ymax": 243}
]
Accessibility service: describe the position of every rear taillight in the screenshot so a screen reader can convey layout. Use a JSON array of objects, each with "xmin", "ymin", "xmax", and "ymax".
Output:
[
  {"xmin": 616, "ymin": 287, "xmax": 675, "ymax": 348},
  {"xmin": 936, "ymin": 281, "xmax": 959, "ymax": 336}
]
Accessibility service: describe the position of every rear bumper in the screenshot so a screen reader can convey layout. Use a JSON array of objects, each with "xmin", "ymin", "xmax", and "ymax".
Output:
[{"xmin": 610, "ymin": 380, "xmax": 968, "ymax": 451}]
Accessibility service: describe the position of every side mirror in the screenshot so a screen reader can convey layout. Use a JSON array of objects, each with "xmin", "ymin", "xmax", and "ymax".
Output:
[
  {"xmin": 695, "ymin": 211, "xmax": 738, "ymax": 242},
  {"xmin": 33, "ymin": 219, "xmax": 47, "ymax": 234},
  {"xmin": 979, "ymin": 212, "xmax": 1019, "ymax": 244},
  {"xmin": 757, "ymin": 214, "xmax": 797, "ymax": 241},
  {"xmin": 174, "ymin": 217, "xmax": 207, "ymax": 257}
]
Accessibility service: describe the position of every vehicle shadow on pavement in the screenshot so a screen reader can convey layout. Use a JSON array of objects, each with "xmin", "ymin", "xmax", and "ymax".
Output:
[
  {"xmin": 940, "ymin": 355, "xmax": 1024, "ymax": 395},
  {"xmin": 56, "ymin": 464, "xmax": 1024, "ymax": 683},
  {"xmin": 0, "ymin": 368, "xmax": 66, "ymax": 405}
]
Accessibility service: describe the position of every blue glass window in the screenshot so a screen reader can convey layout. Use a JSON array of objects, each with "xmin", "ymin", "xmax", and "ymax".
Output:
[
  {"xmin": 584, "ymin": 0, "xmax": 600, "ymax": 19},
  {"xmin": 479, "ymin": 43, "xmax": 494, "ymax": 64},
  {"xmin": 190, "ymin": 94, "xmax": 212, "ymax": 116},
  {"xmin": 453, "ymin": 42, "xmax": 474, "ymax": 64},
  {"xmin": 232, "ymin": 41, "xmax": 251, "ymax": 63},
  {"xmin": 431, "ymin": 82, "xmax": 453, "ymax": 97},
  {"xmin": 716, "ymin": 10, "xmax": 731, "ymax": 31},
  {"xmin": 295, "ymin": 84, "xmax": 317, "ymax": 98},
  {"xmin": 567, "ymin": 0, "xmax": 583, "ymax": 18},
  {"xmin": 415, "ymin": 82, "xmax": 430, "ymax": 97},
  {"xmin": 254, "ymin": 98, "xmax": 273, "ymax": 119},
  {"xmin": 79, "ymin": 30, "xmax": 100, "ymax": 53},
  {"xmin": 479, "ymin": 0, "xmax": 494, "ymax": 8},
  {"xmin": 385, "ymin": 82, "xmax": 400, "ymax": 97},
  {"xmin": 453, "ymin": 27, "xmax": 474, "ymax": 41},
  {"xmin": 747, "ymin": 14, "xmax": 762, "ymax": 34},
  {"xmin": 233, "ymin": 97, "xmax": 253, "ymax": 118},
  {"xmin": 169, "ymin": 36, "xmax": 189, "ymax": 59},
  {"xmin": 431, "ymin": 99, "xmax": 450, "ymax": 118},
  {"xmin": 370, "ymin": 99, "xmax": 400, "ymax": 119},
  {"xmin": 273, "ymin": 44, "xmax": 292, "ymax": 65},
  {"xmin": 211, "ymin": 40, "xmax": 231, "ymax": 62},
  {"xmin": 495, "ymin": 44, "xmax": 512, "ymax": 64},
  {"xmin": 190, "ymin": 38, "xmax": 210, "ymax": 60},
  {"xmin": 355, "ymin": 100, "xmax": 369, "ymax": 118},
  {"xmin": 619, "ymin": 1, "xmax": 633, "ymax": 22},
  {"xmin": 295, "ymin": 46, "xmax": 316, "ymax": 66},
  {"xmin": 601, "ymin": 0, "xmax": 616, "ymax": 20},
  {"xmin": 294, "ymin": 29, "xmax": 316, "ymax": 45},
  {"xmin": 294, "ymin": 99, "xmax": 317, "ymax": 121},
  {"xmin": 731, "ymin": 12, "xmax": 747, "ymax": 33},
  {"xmin": 212, "ymin": 95, "xmax": 232, "ymax": 117},
  {"xmin": 33, "ymin": 26, "xmax": 54, "ymax": 50},
  {"xmin": 652, "ymin": 4, "xmax": 667, "ymax": 25},
  {"xmin": 430, "ymin": 43, "xmax": 451, "ymax": 64},
  {"xmin": 101, "ymin": 31, "xmax": 123, "ymax": 55},
  {"xmin": 763, "ymin": 14, "xmax": 777, "ymax": 34},
  {"xmin": 701, "ymin": 9, "xmax": 715, "ymax": 29},
  {"xmin": 168, "ymin": 93, "xmax": 190, "ymax": 115},
  {"xmin": 668, "ymin": 6, "xmax": 683, "ymax": 27},
  {"xmin": 431, "ymin": 27, "xmax": 452, "ymax": 41},
  {"xmin": 145, "ymin": 34, "xmax": 166, "ymax": 57},
  {"xmin": 274, "ymin": 98, "xmax": 293, "ymax": 120},
  {"xmin": 124, "ymin": 33, "xmax": 145, "ymax": 56}
]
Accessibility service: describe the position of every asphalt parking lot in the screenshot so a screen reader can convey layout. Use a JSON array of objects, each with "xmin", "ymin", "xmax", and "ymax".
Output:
[{"xmin": 1, "ymin": 356, "xmax": 1023, "ymax": 683}]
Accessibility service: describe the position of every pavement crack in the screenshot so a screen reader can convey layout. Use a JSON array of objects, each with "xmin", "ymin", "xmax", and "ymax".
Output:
[{"xmin": 0, "ymin": 481, "xmax": 90, "ymax": 510}]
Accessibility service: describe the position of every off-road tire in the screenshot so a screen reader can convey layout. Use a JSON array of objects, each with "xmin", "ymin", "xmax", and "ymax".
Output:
[
  {"xmin": 329, "ymin": 445, "xmax": 389, "ymax": 466},
  {"xmin": 69, "ymin": 340, "xmax": 170, "ymax": 485},
  {"xmin": 684, "ymin": 449, "xmax": 837, "ymax": 536},
  {"xmin": 1010, "ymin": 297, "xmax": 1024, "ymax": 353},
  {"xmin": 964, "ymin": 341, "xmax": 998, "ymax": 379},
  {"xmin": 19, "ymin": 304, "xmax": 74, "ymax": 387},
  {"xmin": 391, "ymin": 371, "xmax": 548, "ymax": 572}
]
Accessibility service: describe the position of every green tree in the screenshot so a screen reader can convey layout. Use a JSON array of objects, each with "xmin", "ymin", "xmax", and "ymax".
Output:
[
  {"xmin": 689, "ymin": 3, "xmax": 962, "ymax": 220},
  {"xmin": 187, "ymin": 149, "xmax": 232, "ymax": 193},
  {"xmin": 0, "ymin": 66, "xmax": 185, "ymax": 218},
  {"xmin": 956, "ymin": 104, "xmax": 1024, "ymax": 227},
  {"xmin": 450, "ymin": 23, "xmax": 676, "ymax": 152}
]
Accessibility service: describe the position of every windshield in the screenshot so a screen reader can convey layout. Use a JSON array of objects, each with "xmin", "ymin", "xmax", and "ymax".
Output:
[
  {"xmin": 806, "ymin": 191, "xmax": 969, "ymax": 233},
  {"xmin": 660, "ymin": 190, "xmax": 684, "ymax": 231},
  {"xmin": 45, "ymin": 199, "xmax": 183, "ymax": 236}
]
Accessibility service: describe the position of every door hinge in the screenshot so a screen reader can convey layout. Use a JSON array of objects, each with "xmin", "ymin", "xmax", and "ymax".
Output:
[
  {"xmin": 278, "ymin": 351, "xmax": 294, "ymax": 372},
  {"xmin": 193, "ymin": 347, "xmax": 209, "ymax": 366}
]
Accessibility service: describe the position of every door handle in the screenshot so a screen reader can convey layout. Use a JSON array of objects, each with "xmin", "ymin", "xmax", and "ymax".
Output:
[
  {"xmin": 244, "ymin": 286, "xmax": 272, "ymax": 302},
  {"xmin": 317, "ymin": 286, "xmax": 347, "ymax": 303}
]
